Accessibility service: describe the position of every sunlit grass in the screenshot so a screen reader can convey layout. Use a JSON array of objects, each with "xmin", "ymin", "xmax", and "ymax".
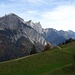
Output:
[{"xmin": 0, "ymin": 42, "xmax": 75, "ymax": 75}]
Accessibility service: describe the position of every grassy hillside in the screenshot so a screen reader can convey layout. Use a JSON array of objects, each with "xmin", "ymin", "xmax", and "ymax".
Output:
[
  {"xmin": 0, "ymin": 42, "xmax": 75, "ymax": 75},
  {"xmin": 49, "ymin": 63, "xmax": 75, "ymax": 75}
]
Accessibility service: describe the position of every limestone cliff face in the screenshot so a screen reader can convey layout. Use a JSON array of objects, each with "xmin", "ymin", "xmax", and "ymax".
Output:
[
  {"xmin": 42, "ymin": 28, "xmax": 75, "ymax": 46},
  {"xmin": 0, "ymin": 13, "xmax": 47, "ymax": 46},
  {"xmin": 25, "ymin": 20, "xmax": 43, "ymax": 34},
  {"xmin": 0, "ymin": 13, "xmax": 47, "ymax": 61}
]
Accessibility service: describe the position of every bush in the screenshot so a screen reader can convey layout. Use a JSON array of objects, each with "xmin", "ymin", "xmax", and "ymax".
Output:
[{"xmin": 43, "ymin": 43, "xmax": 52, "ymax": 52}]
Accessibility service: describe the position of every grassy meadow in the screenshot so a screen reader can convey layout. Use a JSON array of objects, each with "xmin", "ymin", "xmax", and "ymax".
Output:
[{"xmin": 0, "ymin": 42, "xmax": 75, "ymax": 75}]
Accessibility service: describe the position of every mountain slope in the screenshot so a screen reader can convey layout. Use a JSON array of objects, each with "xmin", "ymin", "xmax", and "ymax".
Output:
[
  {"xmin": 0, "ymin": 13, "xmax": 46, "ymax": 45},
  {"xmin": 0, "ymin": 13, "xmax": 75, "ymax": 62},
  {"xmin": 25, "ymin": 20, "xmax": 75, "ymax": 46},
  {"xmin": 0, "ymin": 13, "xmax": 47, "ymax": 61},
  {"xmin": 25, "ymin": 20, "xmax": 43, "ymax": 34},
  {"xmin": 42, "ymin": 28, "xmax": 75, "ymax": 46},
  {"xmin": 0, "ymin": 31, "xmax": 33, "ymax": 61},
  {"xmin": 0, "ymin": 42, "xmax": 75, "ymax": 75},
  {"xmin": 25, "ymin": 20, "xmax": 75, "ymax": 47},
  {"xmin": 49, "ymin": 63, "xmax": 75, "ymax": 75}
]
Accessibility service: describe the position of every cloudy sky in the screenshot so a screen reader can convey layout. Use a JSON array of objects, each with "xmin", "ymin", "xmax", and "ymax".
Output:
[{"xmin": 0, "ymin": 0, "xmax": 75, "ymax": 31}]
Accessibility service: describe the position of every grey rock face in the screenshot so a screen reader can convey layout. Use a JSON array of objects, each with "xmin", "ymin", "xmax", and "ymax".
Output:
[
  {"xmin": 0, "ymin": 13, "xmax": 47, "ymax": 49},
  {"xmin": 0, "ymin": 13, "xmax": 24, "ymax": 30},
  {"xmin": 42, "ymin": 28, "xmax": 75, "ymax": 46},
  {"xmin": 0, "ymin": 13, "xmax": 75, "ymax": 62},
  {"xmin": 0, "ymin": 13, "xmax": 47, "ymax": 61},
  {"xmin": 25, "ymin": 20, "xmax": 43, "ymax": 34}
]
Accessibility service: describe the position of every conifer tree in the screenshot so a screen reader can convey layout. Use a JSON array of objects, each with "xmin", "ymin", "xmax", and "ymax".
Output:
[{"xmin": 30, "ymin": 45, "xmax": 37, "ymax": 54}]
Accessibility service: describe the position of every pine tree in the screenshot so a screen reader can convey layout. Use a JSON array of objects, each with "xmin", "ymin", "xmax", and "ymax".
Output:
[{"xmin": 30, "ymin": 45, "xmax": 37, "ymax": 55}]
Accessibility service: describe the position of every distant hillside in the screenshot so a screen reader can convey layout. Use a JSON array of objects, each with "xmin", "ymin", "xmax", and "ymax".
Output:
[
  {"xmin": 0, "ymin": 42, "xmax": 75, "ymax": 75},
  {"xmin": 24, "ymin": 18, "xmax": 75, "ymax": 46},
  {"xmin": 42, "ymin": 28, "xmax": 75, "ymax": 46}
]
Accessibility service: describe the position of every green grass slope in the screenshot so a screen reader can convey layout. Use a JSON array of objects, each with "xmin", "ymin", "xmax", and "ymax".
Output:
[
  {"xmin": 0, "ymin": 42, "xmax": 75, "ymax": 75},
  {"xmin": 49, "ymin": 63, "xmax": 75, "ymax": 75}
]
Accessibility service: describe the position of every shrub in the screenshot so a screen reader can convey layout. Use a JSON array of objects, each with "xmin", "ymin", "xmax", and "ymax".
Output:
[{"xmin": 43, "ymin": 43, "xmax": 52, "ymax": 52}]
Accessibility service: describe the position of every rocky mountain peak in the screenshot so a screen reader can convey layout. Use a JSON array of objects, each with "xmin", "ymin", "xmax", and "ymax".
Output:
[
  {"xmin": 26, "ymin": 20, "xmax": 34, "ymax": 27},
  {"xmin": 26, "ymin": 20, "xmax": 43, "ymax": 34},
  {"xmin": 2, "ymin": 13, "xmax": 23, "ymax": 20},
  {"xmin": 34, "ymin": 22, "xmax": 42, "ymax": 34},
  {"xmin": 35, "ymin": 22, "xmax": 40, "ymax": 25},
  {"xmin": 0, "ymin": 13, "xmax": 47, "ymax": 61},
  {"xmin": 0, "ymin": 13, "xmax": 25, "ymax": 30},
  {"xmin": 7, "ymin": 13, "xmax": 17, "ymax": 16},
  {"xmin": 0, "ymin": 13, "xmax": 47, "ymax": 48}
]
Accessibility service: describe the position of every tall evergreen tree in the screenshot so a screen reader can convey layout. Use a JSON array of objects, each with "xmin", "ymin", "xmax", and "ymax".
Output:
[{"xmin": 30, "ymin": 45, "xmax": 37, "ymax": 55}]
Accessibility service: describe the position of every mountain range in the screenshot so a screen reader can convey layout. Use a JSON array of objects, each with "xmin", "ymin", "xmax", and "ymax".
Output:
[
  {"xmin": 25, "ymin": 17, "xmax": 75, "ymax": 46},
  {"xmin": 0, "ymin": 13, "xmax": 75, "ymax": 61}
]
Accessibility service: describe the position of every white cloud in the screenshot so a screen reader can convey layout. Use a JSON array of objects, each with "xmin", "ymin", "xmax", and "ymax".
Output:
[
  {"xmin": 19, "ymin": 0, "xmax": 44, "ymax": 5},
  {"xmin": 0, "ymin": 0, "xmax": 75, "ymax": 31},
  {"xmin": 42, "ymin": 5, "xmax": 75, "ymax": 20},
  {"xmin": 40, "ymin": 5, "xmax": 75, "ymax": 31},
  {"xmin": 28, "ymin": 10, "xmax": 37, "ymax": 14},
  {"xmin": 27, "ymin": 0, "xmax": 43, "ymax": 3}
]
